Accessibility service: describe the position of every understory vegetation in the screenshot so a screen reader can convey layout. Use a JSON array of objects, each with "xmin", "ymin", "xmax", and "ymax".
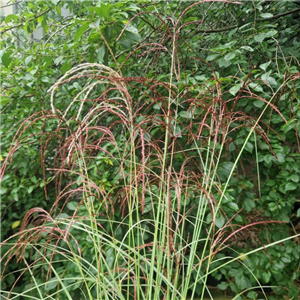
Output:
[{"xmin": 1, "ymin": 1, "xmax": 300, "ymax": 299}]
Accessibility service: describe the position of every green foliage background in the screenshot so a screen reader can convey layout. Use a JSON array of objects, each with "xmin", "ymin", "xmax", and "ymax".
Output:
[{"xmin": 1, "ymin": 1, "xmax": 300, "ymax": 299}]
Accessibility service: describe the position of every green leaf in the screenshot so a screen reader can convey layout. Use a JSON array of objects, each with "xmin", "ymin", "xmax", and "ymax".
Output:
[
  {"xmin": 74, "ymin": 22, "xmax": 90, "ymax": 42},
  {"xmin": 228, "ymin": 202, "xmax": 239, "ymax": 211},
  {"xmin": 0, "ymin": 187, "xmax": 8, "ymax": 195},
  {"xmin": 179, "ymin": 110, "xmax": 193, "ymax": 119},
  {"xmin": 218, "ymin": 57, "xmax": 231, "ymax": 68},
  {"xmin": 217, "ymin": 162, "xmax": 234, "ymax": 181},
  {"xmin": 262, "ymin": 71, "xmax": 277, "ymax": 87},
  {"xmin": 125, "ymin": 3, "xmax": 140, "ymax": 11},
  {"xmin": 262, "ymin": 271, "xmax": 271, "ymax": 283},
  {"xmin": 265, "ymin": 30, "xmax": 277, "ymax": 38},
  {"xmin": 271, "ymin": 114, "xmax": 283, "ymax": 124},
  {"xmin": 285, "ymin": 182, "xmax": 298, "ymax": 191},
  {"xmin": 264, "ymin": 154, "xmax": 274, "ymax": 164},
  {"xmin": 243, "ymin": 198, "xmax": 255, "ymax": 212},
  {"xmin": 290, "ymin": 174, "xmax": 299, "ymax": 183},
  {"xmin": 125, "ymin": 30, "xmax": 141, "ymax": 43},
  {"xmin": 106, "ymin": 248, "xmax": 115, "ymax": 268},
  {"xmin": 274, "ymin": 261, "xmax": 285, "ymax": 270},
  {"xmin": 25, "ymin": 55, "xmax": 33, "ymax": 65},
  {"xmin": 67, "ymin": 202, "xmax": 78, "ymax": 211},
  {"xmin": 260, "ymin": 13, "xmax": 273, "ymax": 18},
  {"xmin": 217, "ymin": 282, "xmax": 228, "ymax": 290},
  {"xmin": 1, "ymin": 49, "xmax": 13, "ymax": 68},
  {"xmin": 282, "ymin": 121, "xmax": 296, "ymax": 134},
  {"xmin": 248, "ymin": 82, "xmax": 263, "ymax": 92},
  {"xmin": 115, "ymin": 226, "xmax": 123, "ymax": 240},
  {"xmin": 125, "ymin": 24, "xmax": 139, "ymax": 35},
  {"xmin": 254, "ymin": 33, "xmax": 265, "ymax": 43},
  {"xmin": 56, "ymin": 4, "xmax": 61, "ymax": 15},
  {"xmin": 224, "ymin": 53, "xmax": 236, "ymax": 61},
  {"xmin": 236, "ymin": 275, "xmax": 247, "ymax": 290},
  {"xmin": 5, "ymin": 14, "xmax": 18, "ymax": 23},
  {"xmin": 30, "ymin": 67, "xmax": 38, "ymax": 75},
  {"xmin": 276, "ymin": 153, "xmax": 285, "ymax": 163},
  {"xmin": 234, "ymin": 215, "xmax": 243, "ymax": 223},
  {"xmin": 57, "ymin": 213, "xmax": 69, "ymax": 220},
  {"xmin": 54, "ymin": 56, "xmax": 64, "ymax": 65},
  {"xmin": 253, "ymin": 100, "xmax": 265, "ymax": 108},
  {"xmin": 206, "ymin": 54, "xmax": 219, "ymax": 62},
  {"xmin": 266, "ymin": 180, "xmax": 276, "ymax": 186},
  {"xmin": 229, "ymin": 83, "xmax": 243, "ymax": 96},
  {"xmin": 96, "ymin": 45, "xmax": 106, "ymax": 63},
  {"xmin": 247, "ymin": 291, "xmax": 258, "ymax": 300},
  {"xmin": 171, "ymin": 123, "xmax": 182, "ymax": 138},
  {"xmin": 94, "ymin": 4, "xmax": 111, "ymax": 18},
  {"xmin": 143, "ymin": 203, "xmax": 152, "ymax": 214},
  {"xmin": 41, "ymin": 76, "xmax": 50, "ymax": 83},
  {"xmin": 245, "ymin": 142, "xmax": 254, "ymax": 154},
  {"xmin": 268, "ymin": 202, "xmax": 277, "ymax": 212},
  {"xmin": 27, "ymin": 186, "xmax": 34, "ymax": 194},
  {"xmin": 62, "ymin": 60, "xmax": 72, "ymax": 74},
  {"xmin": 260, "ymin": 61, "xmax": 271, "ymax": 71},
  {"xmin": 278, "ymin": 210, "xmax": 289, "ymax": 222},
  {"xmin": 215, "ymin": 216, "xmax": 225, "ymax": 228},
  {"xmin": 254, "ymin": 30, "xmax": 277, "ymax": 43},
  {"xmin": 119, "ymin": 38, "xmax": 133, "ymax": 50},
  {"xmin": 281, "ymin": 256, "xmax": 291, "ymax": 264},
  {"xmin": 240, "ymin": 46, "xmax": 254, "ymax": 52},
  {"xmin": 45, "ymin": 277, "xmax": 58, "ymax": 291},
  {"xmin": 228, "ymin": 142, "xmax": 235, "ymax": 152},
  {"xmin": 206, "ymin": 213, "xmax": 212, "ymax": 224},
  {"xmin": 228, "ymin": 268, "xmax": 240, "ymax": 277}
]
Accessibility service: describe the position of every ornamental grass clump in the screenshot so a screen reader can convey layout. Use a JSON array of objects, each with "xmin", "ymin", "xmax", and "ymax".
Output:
[{"xmin": 2, "ymin": 60, "xmax": 299, "ymax": 299}]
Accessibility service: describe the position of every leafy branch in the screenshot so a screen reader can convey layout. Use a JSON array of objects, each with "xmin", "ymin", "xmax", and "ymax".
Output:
[
  {"xmin": 0, "ymin": 0, "xmax": 62, "ymax": 34},
  {"xmin": 1, "ymin": 8, "xmax": 51, "ymax": 34},
  {"xmin": 192, "ymin": 7, "xmax": 300, "ymax": 34}
]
